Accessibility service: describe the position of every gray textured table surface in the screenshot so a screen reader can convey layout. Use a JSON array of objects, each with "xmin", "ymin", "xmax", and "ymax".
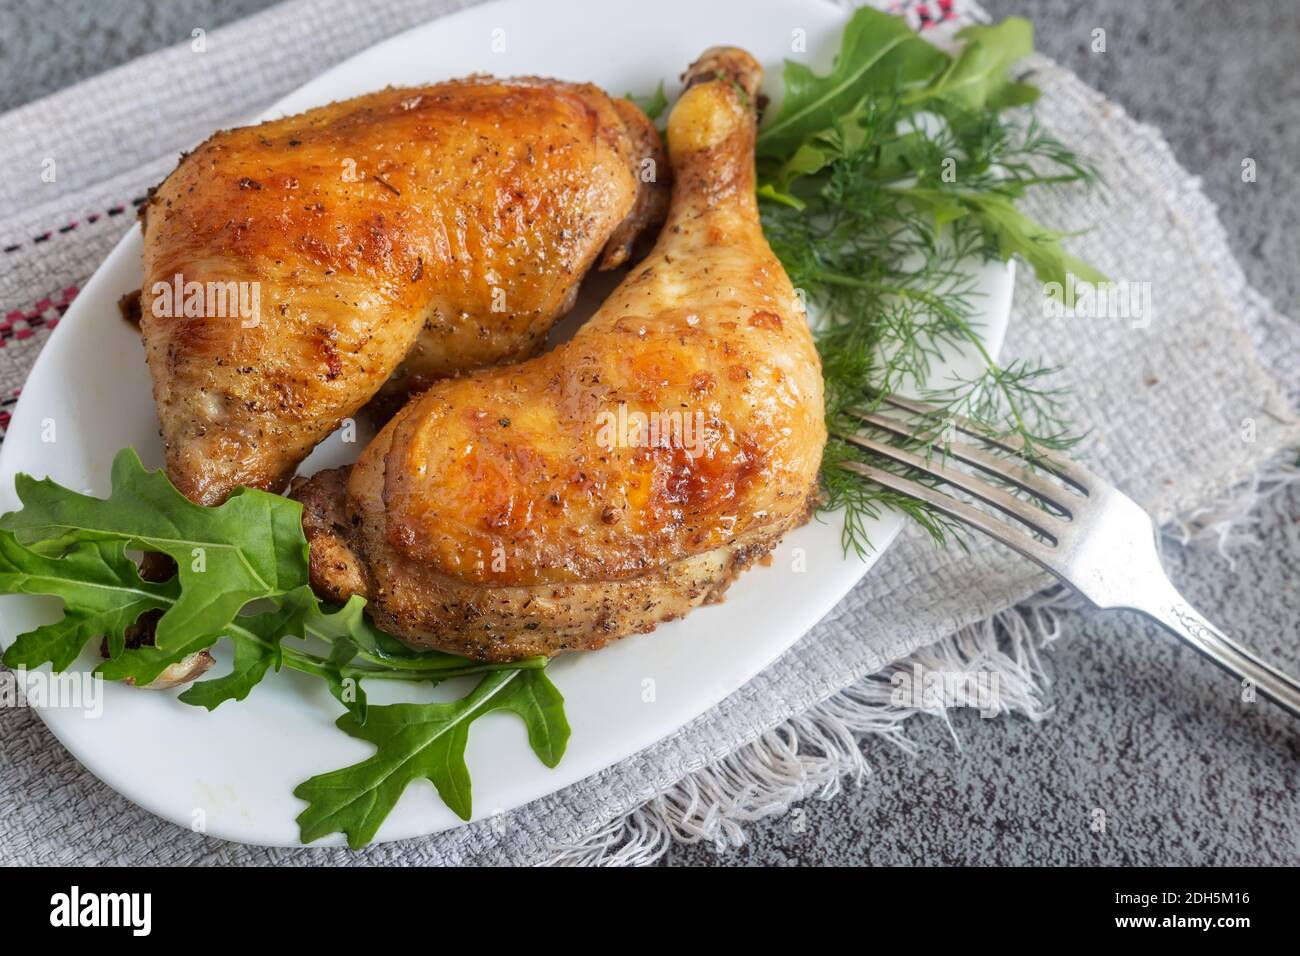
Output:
[{"xmin": 1, "ymin": 0, "xmax": 1295, "ymax": 866}]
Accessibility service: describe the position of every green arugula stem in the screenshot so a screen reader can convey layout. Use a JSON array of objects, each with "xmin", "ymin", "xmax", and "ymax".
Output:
[
  {"xmin": 223, "ymin": 619, "xmax": 540, "ymax": 684},
  {"xmin": 347, "ymin": 660, "xmax": 544, "ymax": 680},
  {"xmin": 344, "ymin": 647, "xmax": 542, "ymax": 673}
]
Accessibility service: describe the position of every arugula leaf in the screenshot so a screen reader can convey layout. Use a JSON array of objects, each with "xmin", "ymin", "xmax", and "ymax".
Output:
[
  {"xmin": 0, "ymin": 454, "xmax": 564, "ymax": 847},
  {"xmin": 757, "ymin": 7, "xmax": 948, "ymax": 159},
  {"xmin": 0, "ymin": 448, "xmax": 307, "ymax": 655},
  {"xmin": 174, "ymin": 600, "xmax": 296, "ymax": 710},
  {"xmin": 626, "ymin": 81, "xmax": 669, "ymax": 121},
  {"xmin": 294, "ymin": 667, "xmax": 569, "ymax": 848},
  {"xmin": 905, "ymin": 187, "xmax": 1107, "ymax": 291},
  {"xmin": 757, "ymin": 13, "xmax": 1045, "ymax": 199},
  {"xmin": 176, "ymin": 587, "xmax": 542, "ymax": 716},
  {"xmin": 175, "ymin": 632, "xmax": 274, "ymax": 709},
  {"xmin": 906, "ymin": 19, "xmax": 1040, "ymax": 112},
  {"xmin": 759, "ymin": 125, "xmax": 860, "ymax": 208},
  {"xmin": 0, "ymin": 532, "xmax": 175, "ymax": 670}
]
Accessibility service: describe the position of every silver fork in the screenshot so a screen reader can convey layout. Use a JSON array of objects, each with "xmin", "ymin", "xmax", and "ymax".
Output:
[{"xmin": 839, "ymin": 393, "xmax": 1300, "ymax": 718}]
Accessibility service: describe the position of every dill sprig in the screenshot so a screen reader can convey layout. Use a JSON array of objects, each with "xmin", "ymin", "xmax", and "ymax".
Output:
[{"xmin": 755, "ymin": 9, "xmax": 1104, "ymax": 557}]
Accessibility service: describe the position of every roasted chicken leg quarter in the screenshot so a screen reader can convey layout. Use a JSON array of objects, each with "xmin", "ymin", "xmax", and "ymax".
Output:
[
  {"xmin": 140, "ymin": 78, "xmax": 667, "ymax": 504},
  {"xmin": 294, "ymin": 48, "xmax": 827, "ymax": 661}
]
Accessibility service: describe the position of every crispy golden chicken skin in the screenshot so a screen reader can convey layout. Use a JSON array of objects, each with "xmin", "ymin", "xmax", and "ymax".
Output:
[
  {"xmin": 293, "ymin": 48, "xmax": 826, "ymax": 661},
  {"xmin": 140, "ymin": 78, "xmax": 667, "ymax": 504}
]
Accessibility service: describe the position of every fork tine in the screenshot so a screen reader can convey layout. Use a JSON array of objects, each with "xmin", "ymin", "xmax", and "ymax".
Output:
[
  {"xmin": 836, "ymin": 429, "xmax": 1067, "ymax": 542},
  {"xmin": 838, "ymin": 461, "xmax": 1058, "ymax": 567},
  {"xmin": 874, "ymin": 393, "xmax": 1097, "ymax": 493},
  {"xmin": 850, "ymin": 410, "xmax": 1076, "ymax": 518}
]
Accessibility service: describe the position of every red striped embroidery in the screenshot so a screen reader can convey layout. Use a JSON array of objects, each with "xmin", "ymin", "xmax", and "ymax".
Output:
[
  {"xmin": 0, "ymin": 285, "xmax": 80, "ymax": 347},
  {"xmin": 0, "ymin": 387, "xmax": 21, "ymax": 442},
  {"xmin": 2, "ymin": 196, "xmax": 146, "ymax": 255}
]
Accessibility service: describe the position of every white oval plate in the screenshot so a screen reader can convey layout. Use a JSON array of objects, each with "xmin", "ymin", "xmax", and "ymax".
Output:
[{"xmin": 0, "ymin": 0, "xmax": 1010, "ymax": 847}]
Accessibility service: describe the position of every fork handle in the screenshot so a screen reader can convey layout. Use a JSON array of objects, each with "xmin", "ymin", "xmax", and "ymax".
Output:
[{"xmin": 1136, "ymin": 587, "xmax": 1300, "ymax": 718}]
